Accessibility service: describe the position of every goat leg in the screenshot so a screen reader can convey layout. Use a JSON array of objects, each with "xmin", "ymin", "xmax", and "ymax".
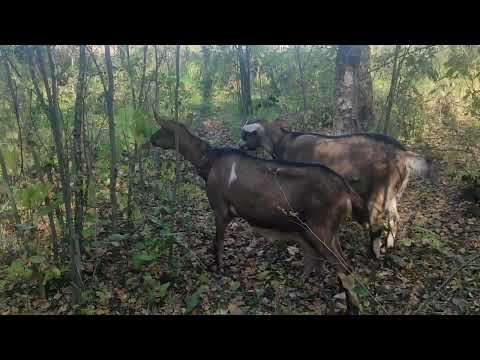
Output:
[
  {"xmin": 213, "ymin": 212, "xmax": 230, "ymax": 273},
  {"xmin": 337, "ymin": 272, "xmax": 360, "ymax": 315},
  {"xmin": 301, "ymin": 226, "xmax": 361, "ymax": 315}
]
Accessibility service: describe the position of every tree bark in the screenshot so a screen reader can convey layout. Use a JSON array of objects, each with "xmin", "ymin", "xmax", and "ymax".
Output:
[
  {"xmin": 294, "ymin": 45, "xmax": 308, "ymax": 114},
  {"xmin": 104, "ymin": 45, "xmax": 119, "ymax": 230},
  {"xmin": 33, "ymin": 45, "xmax": 83, "ymax": 300},
  {"xmin": 154, "ymin": 45, "xmax": 160, "ymax": 113},
  {"xmin": 334, "ymin": 45, "xmax": 374, "ymax": 134},
  {"xmin": 125, "ymin": 45, "xmax": 137, "ymax": 110},
  {"xmin": 138, "ymin": 45, "xmax": 148, "ymax": 109},
  {"xmin": 334, "ymin": 45, "xmax": 360, "ymax": 134},
  {"xmin": 200, "ymin": 45, "xmax": 216, "ymax": 114},
  {"xmin": 72, "ymin": 45, "xmax": 87, "ymax": 242},
  {"xmin": 0, "ymin": 148, "xmax": 21, "ymax": 224},
  {"xmin": 357, "ymin": 46, "xmax": 375, "ymax": 131},
  {"xmin": 383, "ymin": 45, "xmax": 402, "ymax": 135},
  {"xmin": 172, "ymin": 45, "xmax": 181, "ymax": 203},
  {"xmin": 237, "ymin": 45, "xmax": 253, "ymax": 117},
  {"xmin": 2, "ymin": 52, "xmax": 25, "ymax": 177}
]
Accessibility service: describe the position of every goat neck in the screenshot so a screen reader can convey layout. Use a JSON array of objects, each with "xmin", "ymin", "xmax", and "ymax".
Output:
[{"xmin": 173, "ymin": 126, "xmax": 213, "ymax": 180}]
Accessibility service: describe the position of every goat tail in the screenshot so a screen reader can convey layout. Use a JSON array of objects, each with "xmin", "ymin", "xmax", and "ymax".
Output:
[{"xmin": 405, "ymin": 151, "xmax": 437, "ymax": 183}]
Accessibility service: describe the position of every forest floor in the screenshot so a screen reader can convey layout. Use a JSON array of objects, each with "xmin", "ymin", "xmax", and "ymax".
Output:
[{"xmin": 1, "ymin": 116, "xmax": 479, "ymax": 315}]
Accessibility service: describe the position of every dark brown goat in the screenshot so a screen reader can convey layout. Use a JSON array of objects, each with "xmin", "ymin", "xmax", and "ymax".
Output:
[
  {"xmin": 240, "ymin": 118, "xmax": 438, "ymax": 258},
  {"xmin": 150, "ymin": 115, "xmax": 369, "ymax": 313}
]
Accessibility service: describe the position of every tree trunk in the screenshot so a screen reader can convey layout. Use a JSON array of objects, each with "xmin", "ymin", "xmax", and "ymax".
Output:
[
  {"xmin": 72, "ymin": 45, "xmax": 87, "ymax": 242},
  {"xmin": 334, "ymin": 45, "xmax": 360, "ymax": 134},
  {"xmin": 172, "ymin": 45, "xmax": 181, "ymax": 203},
  {"xmin": 2, "ymin": 52, "xmax": 25, "ymax": 177},
  {"xmin": 333, "ymin": 45, "xmax": 374, "ymax": 134},
  {"xmin": 383, "ymin": 45, "xmax": 402, "ymax": 135},
  {"xmin": 27, "ymin": 130, "xmax": 60, "ymax": 262},
  {"xmin": 200, "ymin": 45, "xmax": 216, "ymax": 115},
  {"xmin": 104, "ymin": 45, "xmax": 119, "ymax": 230},
  {"xmin": 33, "ymin": 45, "xmax": 83, "ymax": 301},
  {"xmin": 237, "ymin": 45, "xmax": 252, "ymax": 117},
  {"xmin": 0, "ymin": 148, "xmax": 21, "ymax": 224},
  {"xmin": 357, "ymin": 46, "xmax": 375, "ymax": 131},
  {"xmin": 154, "ymin": 45, "xmax": 160, "ymax": 113},
  {"xmin": 125, "ymin": 45, "xmax": 137, "ymax": 110},
  {"xmin": 138, "ymin": 45, "xmax": 148, "ymax": 109},
  {"xmin": 294, "ymin": 45, "xmax": 308, "ymax": 114}
]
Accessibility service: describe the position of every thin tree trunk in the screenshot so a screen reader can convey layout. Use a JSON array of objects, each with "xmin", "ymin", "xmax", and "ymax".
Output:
[
  {"xmin": 27, "ymin": 131, "xmax": 60, "ymax": 263},
  {"xmin": 34, "ymin": 45, "xmax": 83, "ymax": 300},
  {"xmin": 357, "ymin": 45, "xmax": 375, "ymax": 131},
  {"xmin": 138, "ymin": 45, "xmax": 148, "ymax": 109},
  {"xmin": 259, "ymin": 65, "xmax": 264, "ymax": 105},
  {"xmin": 154, "ymin": 45, "xmax": 160, "ymax": 113},
  {"xmin": 72, "ymin": 45, "xmax": 87, "ymax": 243},
  {"xmin": 2, "ymin": 52, "xmax": 25, "ymax": 177},
  {"xmin": 172, "ymin": 45, "xmax": 181, "ymax": 203},
  {"xmin": 237, "ymin": 45, "xmax": 253, "ymax": 116},
  {"xmin": 104, "ymin": 45, "xmax": 118, "ymax": 230},
  {"xmin": 294, "ymin": 45, "xmax": 308, "ymax": 114},
  {"xmin": 125, "ymin": 45, "xmax": 137, "ymax": 110},
  {"xmin": 383, "ymin": 45, "xmax": 401, "ymax": 135},
  {"xmin": 0, "ymin": 148, "xmax": 21, "ymax": 224},
  {"xmin": 28, "ymin": 83, "xmax": 66, "ymax": 248}
]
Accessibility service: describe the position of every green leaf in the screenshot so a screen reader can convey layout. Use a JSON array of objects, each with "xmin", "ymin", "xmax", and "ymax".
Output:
[
  {"xmin": 109, "ymin": 233, "xmax": 128, "ymax": 242},
  {"xmin": 185, "ymin": 285, "xmax": 206, "ymax": 314},
  {"xmin": 153, "ymin": 282, "xmax": 170, "ymax": 299},
  {"xmin": 132, "ymin": 252, "xmax": 156, "ymax": 268},
  {"xmin": 30, "ymin": 255, "xmax": 46, "ymax": 264},
  {"xmin": 43, "ymin": 266, "xmax": 62, "ymax": 285}
]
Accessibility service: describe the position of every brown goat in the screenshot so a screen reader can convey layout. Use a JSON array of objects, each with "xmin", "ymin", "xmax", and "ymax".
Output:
[
  {"xmin": 150, "ymin": 115, "xmax": 369, "ymax": 313},
  {"xmin": 240, "ymin": 118, "xmax": 438, "ymax": 258}
]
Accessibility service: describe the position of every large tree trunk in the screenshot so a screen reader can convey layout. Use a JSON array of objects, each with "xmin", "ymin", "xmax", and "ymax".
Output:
[
  {"xmin": 104, "ymin": 46, "xmax": 118, "ymax": 230},
  {"xmin": 333, "ymin": 45, "xmax": 374, "ymax": 134}
]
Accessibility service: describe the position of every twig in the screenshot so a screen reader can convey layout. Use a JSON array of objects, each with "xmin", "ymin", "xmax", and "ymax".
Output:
[
  {"xmin": 369, "ymin": 45, "xmax": 436, "ymax": 74},
  {"xmin": 412, "ymin": 252, "xmax": 480, "ymax": 315}
]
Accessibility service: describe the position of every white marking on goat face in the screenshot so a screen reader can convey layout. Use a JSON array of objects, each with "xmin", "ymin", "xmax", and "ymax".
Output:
[
  {"xmin": 242, "ymin": 123, "xmax": 264, "ymax": 134},
  {"xmin": 228, "ymin": 162, "xmax": 238, "ymax": 188}
]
